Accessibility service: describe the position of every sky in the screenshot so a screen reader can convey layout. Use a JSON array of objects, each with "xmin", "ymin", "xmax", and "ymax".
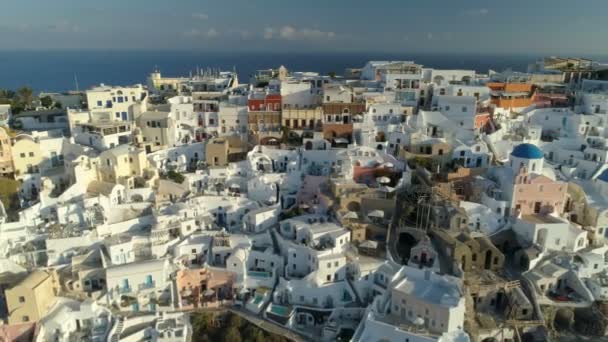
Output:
[{"xmin": 0, "ymin": 0, "xmax": 607, "ymax": 55}]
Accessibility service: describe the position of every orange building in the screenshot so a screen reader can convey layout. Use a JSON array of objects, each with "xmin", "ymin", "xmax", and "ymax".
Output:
[
  {"xmin": 487, "ymin": 82, "xmax": 534, "ymax": 109},
  {"xmin": 176, "ymin": 266, "xmax": 236, "ymax": 310}
]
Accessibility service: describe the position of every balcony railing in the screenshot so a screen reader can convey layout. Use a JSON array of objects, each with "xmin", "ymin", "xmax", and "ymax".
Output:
[
  {"xmin": 119, "ymin": 286, "xmax": 132, "ymax": 294},
  {"xmin": 138, "ymin": 281, "xmax": 156, "ymax": 290}
]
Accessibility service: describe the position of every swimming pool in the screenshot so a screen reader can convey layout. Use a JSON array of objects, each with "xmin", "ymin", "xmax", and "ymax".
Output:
[
  {"xmin": 248, "ymin": 270, "xmax": 271, "ymax": 278},
  {"xmin": 253, "ymin": 294, "xmax": 264, "ymax": 305},
  {"xmin": 269, "ymin": 304, "xmax": 291, "ymax": 316}
]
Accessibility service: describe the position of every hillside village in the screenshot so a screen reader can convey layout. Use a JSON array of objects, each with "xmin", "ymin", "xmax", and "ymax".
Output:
[{"xmin": 1, "ymin": 57, "xmax": 608, "ymax": 341}]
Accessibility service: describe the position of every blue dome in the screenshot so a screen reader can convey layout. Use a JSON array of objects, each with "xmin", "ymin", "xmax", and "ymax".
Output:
[
  {"xmin": 511, "ymin": 143, "xmax": 543, "ymax": 159},
  {"xmin": 598, "ymin": 169, "xmax": 608, "ymax": 183}
]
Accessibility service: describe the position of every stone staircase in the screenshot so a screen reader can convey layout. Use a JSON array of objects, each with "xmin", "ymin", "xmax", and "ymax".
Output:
[{"xmin": 110, "ymin": 317, "xmax": 124, "ymax": 342}]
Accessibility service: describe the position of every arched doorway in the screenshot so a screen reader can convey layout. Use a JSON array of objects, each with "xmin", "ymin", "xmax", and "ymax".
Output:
[
  {"xmin": 346, "ymin": 201, "xmax": 361, "ymax": 212},
  {"xmin": 397, "ymin": 232, "xmax": 418, "ymax": 263}
]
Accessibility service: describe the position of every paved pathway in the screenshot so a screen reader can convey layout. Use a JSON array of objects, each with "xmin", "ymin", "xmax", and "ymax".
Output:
[{"xmin": 229, "ymin": 307, "xmax": 309, "ymax": 342}]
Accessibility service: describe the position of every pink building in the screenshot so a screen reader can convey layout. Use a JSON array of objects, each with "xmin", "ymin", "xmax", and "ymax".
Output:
[
  {"xmin": 296, "ymin": 175, "xmax": 327, "ymax": 207},
  {"xmin": 512, "ymin": 168, "xmax": 568, "ymax": 217},
  {"xmin": 352, "ymin": 162, "xmax": 399, "ymax": 186},
  {"xmin": 176, "ymin": 266, "xmax": 236, "ymax": 310}
]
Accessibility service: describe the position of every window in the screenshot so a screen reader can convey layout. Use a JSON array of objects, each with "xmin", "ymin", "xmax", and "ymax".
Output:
[
  {"xmin": 20, "ymin": 153, "xmax": 25, "ymax": 158},
  {"xmin": 327, "ymin": 275, "xmax": 331, "ymax": 281},
  {"xmin": 22, "ymin": 316, "xmax": 29, "ymax": 322},
  {"xmin": 28, "ymin": 152, "xmax": 34, "ymax": 157},
  {"xmin": 462, "ymin": 106, "xmax": 467, "ymax": 112},
  {"xmin": 18, "ymin": 296, "xmax": 25, "ymax": 303},
  {"xmin": 445, "ymin": 105, "xmax": 450, "ymax": 111},
  {"xmin": 327, "ymin": 262, "xmax": 331, "ymax": 268},
  {"xmin": 334, "ymin": 261, "xmax": 339, "ymax": 267},
  {"xmin": 97, "ymin": 101, "xmax": 102, "ymax": 107}
]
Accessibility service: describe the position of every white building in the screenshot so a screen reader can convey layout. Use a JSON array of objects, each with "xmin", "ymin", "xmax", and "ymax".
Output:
[{"xmin": 86, "ymin": 84, "xmax": 148, "ymax": 122}]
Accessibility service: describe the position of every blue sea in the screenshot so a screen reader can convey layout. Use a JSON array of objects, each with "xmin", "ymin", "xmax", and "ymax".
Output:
[{"xmin": 0, "ymin": 50, "xmax": 606, "ymax": 92}]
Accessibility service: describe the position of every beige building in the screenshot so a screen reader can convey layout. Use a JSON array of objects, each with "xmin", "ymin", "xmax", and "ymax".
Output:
[
  {"xmin": 5, "ymin": 270, "xmax": 57, "ymax": 325},
  {"xmin": 97, "ymin": 145, "xmax": 149, "ymax": 188},
  {"xmin": 135, "ymin": 111, "xmax": 176, "ymax": 153},
  {"xmin": 205, "ymin": 137, "xmax": 247, "ymax": 167},
  {"xmin": 11, "ymin": 134, "xmax": 43, "ymax": 178},
  {"xmin": 0, "ymin": 127, "xmax": 14, "ymax": 176},
  {"xmin": 282, "ymin": 107, "xmax": 323, "ymax": 131}
]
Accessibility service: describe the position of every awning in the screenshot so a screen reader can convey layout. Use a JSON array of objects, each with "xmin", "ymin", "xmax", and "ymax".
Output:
[
  {"xmin": 334, "ymin": 138, "xmax": 349, "ymax": 144},
  {"xmin": 203, "ymin": 289, "xmax": 215, "ymax": 296},
  {"xmin": 360, "ymin": 240, "xmax": 378, "ymax": 249},
  {"xmin": 379, "ymin": 186, "xmax": 395, "ymax": 193},
  {"xmin": 239, "ymin": 288, "xmax": 250, "ymax": 295},
  {"xmin": 343, "ymin": 211, "xmax": 359, "ymax": 220},
  {"xmin": 376, "ymin": 176, "xmax": 391, "ymax": 184},
  {"xmin": 367, "ymin": 210, "xmax": 385, "ymax": 218}
]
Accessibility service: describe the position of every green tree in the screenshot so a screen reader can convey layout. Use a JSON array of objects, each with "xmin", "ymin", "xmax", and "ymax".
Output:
[
  {"xmin": 223, "ymin": 327, "xmax": 242, "ymax": 342},
  {"xmin": 192, "ymin": 312, "xmax": 215, "ymax": 339},
  {"xmin": 17, "ymin": 86, "xmax": 34, "ymax": 110},
  {"xmin": 228, "ymin": 313, "xmax": 242, "ymax": 329},
  {"xmin": 40, "ymin": 96, "xmax": 53, "ymax": 108},
  {"xmin": 53, "ymin": 101, "xmax": 63, "ymax": 109},
  {"xmin": 167, "ymin": 170, "xmax": 185, "ymax": 184},
  {"xmin": 328, "ymin": 71, "xmax": 337, "ymax": 78}
]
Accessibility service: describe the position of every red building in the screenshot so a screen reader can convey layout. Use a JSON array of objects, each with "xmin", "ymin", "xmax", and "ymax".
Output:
[{"xmin": 248, "ymin": 94, "xmax": 282, "ymax": 112}]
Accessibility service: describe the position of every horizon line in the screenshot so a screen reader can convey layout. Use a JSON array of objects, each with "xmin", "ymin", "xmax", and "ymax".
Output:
[{"xmin": 0, "ymin": 48, "xmax": 606, "ymax": 58}]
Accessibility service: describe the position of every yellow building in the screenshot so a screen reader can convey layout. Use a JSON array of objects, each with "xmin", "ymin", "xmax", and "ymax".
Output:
[
  {"xmin": 5, "ymin": 270, "xmax": 57, "ymax": 325},
  {"xmin": 11, "ymin": 134, "xmax": 42, "ymax": 179},
  {"xmin": 0, "ymin": 127, "xmax": 14, "ymax": 176},
  {"xmin": 205, "ymin": 137, "xmax": 247, "ymax": 167},
  {"xmin": 282, "ymin": 107, "xmax": 323, "ymax": 131},
  {"xmin": 97, "ymin": 145, "xmax": 148, "ymax": 188}
]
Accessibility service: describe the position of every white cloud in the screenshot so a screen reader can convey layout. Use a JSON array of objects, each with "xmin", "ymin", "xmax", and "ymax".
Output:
[
  {"xmin": 263, "ymin": 26, "xmax": 336, "ymax": 41},
  {"xmin": 464, "ymin": 8, "xmax": 489, "ymax": 16},
  {"xmin": 183, "ymin": 28, "xmax": 219, "ymax": 39},
  {"xmin": 192, "ymin": 12, "xmax": 209, "ymax": 20},
  {"xmin": 228, "ymin": 29, "xmax": 253, "ymax": 40}
]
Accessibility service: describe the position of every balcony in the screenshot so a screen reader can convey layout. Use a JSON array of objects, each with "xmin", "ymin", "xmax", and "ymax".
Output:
[{"xmin": 138, "ymin": 281, "xmax": 156, "ymax": 291}]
